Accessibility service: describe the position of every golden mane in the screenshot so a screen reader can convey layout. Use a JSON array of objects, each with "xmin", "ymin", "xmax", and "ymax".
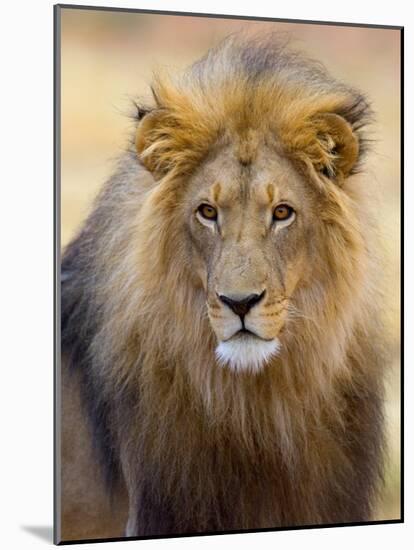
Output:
[
  {"xmin": 61, "ymin": 35, "xmax": 387, "ymax": 537},
  {"xmin": 136, "ymin": 35, "xmax": 370, "ymax": 183}
]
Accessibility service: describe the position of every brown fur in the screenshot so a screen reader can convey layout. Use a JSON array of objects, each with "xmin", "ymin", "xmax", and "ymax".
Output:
[
  {"xmin": 60, "ymin": 35, "xmax": 387, "ymax": 540},
  {"xmin": 59, "ymin": 361, "xmax": 128, "ymax": 541}
]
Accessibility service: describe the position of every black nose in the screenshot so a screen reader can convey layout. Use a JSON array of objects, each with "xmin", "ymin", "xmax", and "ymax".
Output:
[{"xmin": 218, "ymin": 291, "xmax": 265, "ymax": 319}]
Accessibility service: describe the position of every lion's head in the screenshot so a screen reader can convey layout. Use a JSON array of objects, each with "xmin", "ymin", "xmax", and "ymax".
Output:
[{"xmin": 128, "ymin": 36, "xmax": 372, "ymax": 375}]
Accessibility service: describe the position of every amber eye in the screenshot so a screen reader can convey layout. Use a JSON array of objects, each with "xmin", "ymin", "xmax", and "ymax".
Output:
[
  {"xmin": 273, "ymin": 204, "xmax": 294, "ymax": 222},
  {"xmin": 198, "ymin": 204, "xmax": 218, "ymax": 221}
]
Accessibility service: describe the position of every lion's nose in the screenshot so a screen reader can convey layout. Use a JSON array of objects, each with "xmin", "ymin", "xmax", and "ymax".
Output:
[{"xmin": 218, "ymin": 290, "xmax": 265, "ymax": 319}]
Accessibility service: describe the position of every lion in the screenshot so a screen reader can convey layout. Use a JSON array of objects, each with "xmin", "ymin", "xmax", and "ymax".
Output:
[{"xmin": 58, "ymin": 35, "xmax": 388, "ymax": 542}]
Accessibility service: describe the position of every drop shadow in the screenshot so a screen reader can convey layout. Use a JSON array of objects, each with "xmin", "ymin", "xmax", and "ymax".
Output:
[{"xmin": 21, "ymin": 525, "xmax": 54, "ymax": 543}]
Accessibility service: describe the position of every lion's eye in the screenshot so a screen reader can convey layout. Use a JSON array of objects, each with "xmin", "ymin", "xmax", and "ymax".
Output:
[
  {"xmin": 198, "ymin": 204, "xmax": 218, "ymax": 221},
  {"xmin": 273, "ymin": 204, "xmax": 294, "ymax": 222}
]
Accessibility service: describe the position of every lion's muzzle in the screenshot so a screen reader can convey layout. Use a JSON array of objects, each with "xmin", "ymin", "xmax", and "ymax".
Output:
[{"xmin": 210, "ymin": 288, "xmax": 282, "ymax": 373}]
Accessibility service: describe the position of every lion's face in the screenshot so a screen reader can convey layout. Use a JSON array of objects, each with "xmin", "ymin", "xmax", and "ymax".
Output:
[{"xmin": 185, "ymin": 142, "xmax": 317, "ymax": 372}]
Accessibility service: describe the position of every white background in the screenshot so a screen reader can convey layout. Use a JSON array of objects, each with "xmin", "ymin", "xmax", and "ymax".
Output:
[{"xmin": 0, "ymin": 0, "xmax": 410, "ymax": 548}]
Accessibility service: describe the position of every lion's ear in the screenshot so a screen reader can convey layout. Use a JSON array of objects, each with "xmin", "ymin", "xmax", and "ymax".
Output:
[
  {"xmin": 135, "ymin": 101, "xmax": 216, "ymax": 180},
  {"xmin": 310, "ymin": 113, "xmax": 359, "ymax": 183},
  {"xmin": 135, "ymin": 109, "xmax": 169, "ymax": 177}
]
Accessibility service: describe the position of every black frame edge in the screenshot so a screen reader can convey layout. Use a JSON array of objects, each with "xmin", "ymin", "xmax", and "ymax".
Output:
[
  {"xmin": 399, "ymin": 25, "xmax": 404, "ymax": 524},
  {"xmin": 59, "ymin": 519, "xmax": 403, "ymax": 545},
  {"xmin": 54, "ymin": 3, "xmax": 62, "ymax": 546}
]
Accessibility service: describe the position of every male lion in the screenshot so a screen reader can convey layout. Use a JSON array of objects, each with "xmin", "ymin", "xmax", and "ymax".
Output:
[{"xmin": 59, "ymin": 35, "xmax": 388, "ymax": 541}]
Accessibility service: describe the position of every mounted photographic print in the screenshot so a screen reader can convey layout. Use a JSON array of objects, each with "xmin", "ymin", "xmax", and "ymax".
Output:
[{"xmin": 54, "ymin": 4, "xmax": 403, "ymax": 544}]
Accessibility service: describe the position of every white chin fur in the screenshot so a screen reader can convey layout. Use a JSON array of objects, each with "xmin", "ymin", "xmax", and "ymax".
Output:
[{"xmin": 215, "ymin": 336, "xmax": 281, "ymax": 373}]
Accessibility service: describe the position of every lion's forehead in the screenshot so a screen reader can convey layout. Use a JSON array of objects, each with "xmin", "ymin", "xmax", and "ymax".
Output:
[{"xmin": 193, "ymin": 146, "xmax": 306, "ymax": 208}]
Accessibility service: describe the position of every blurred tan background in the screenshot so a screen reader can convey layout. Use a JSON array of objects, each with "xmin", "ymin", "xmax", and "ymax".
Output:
[{"xmin": 60, "ymin": 8, "xmax": 401, "ymax": 522}]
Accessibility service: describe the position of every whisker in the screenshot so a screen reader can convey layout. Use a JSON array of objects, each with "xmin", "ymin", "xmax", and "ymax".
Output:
[{"xmin": 286, "ymin": 304, "xmax": 321, "ymax": 329}]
